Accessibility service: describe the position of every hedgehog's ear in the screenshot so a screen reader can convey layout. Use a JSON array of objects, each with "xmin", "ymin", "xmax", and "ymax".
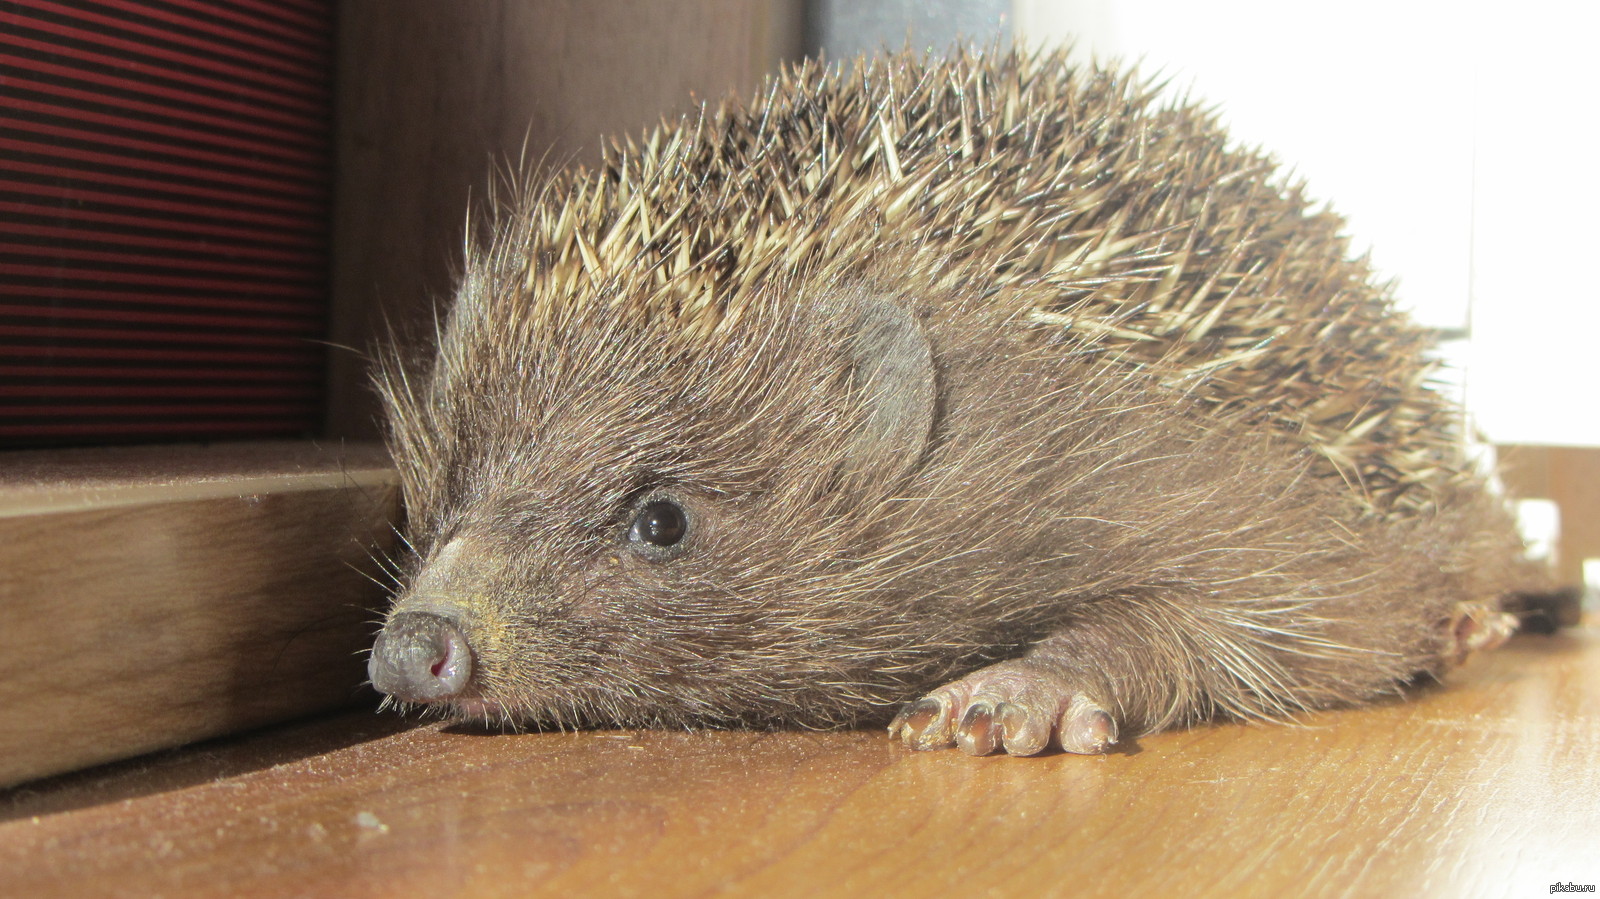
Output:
[{"xmin": 833, "ymin": 295, "xmax": 937, "ymax": 486}]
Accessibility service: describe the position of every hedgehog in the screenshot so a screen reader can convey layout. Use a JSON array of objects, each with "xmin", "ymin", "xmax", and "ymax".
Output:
[{"xmin": 367, "ymin": 48, "xmax": 1546, "ymax": 756}]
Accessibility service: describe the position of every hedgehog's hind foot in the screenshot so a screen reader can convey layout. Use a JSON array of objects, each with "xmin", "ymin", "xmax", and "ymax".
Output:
[
  {"xmin": 1443, "ymin": 601, "xmax": 1518, "ymax": 667},
  {"xmin": 888, "ymin": 659, "xmax": 1118, "ymax": 756}
]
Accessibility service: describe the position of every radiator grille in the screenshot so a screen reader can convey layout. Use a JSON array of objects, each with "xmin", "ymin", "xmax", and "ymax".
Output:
[{"xmin": 0, "ymin": 0, "xmax": 333, "ymax": 444}]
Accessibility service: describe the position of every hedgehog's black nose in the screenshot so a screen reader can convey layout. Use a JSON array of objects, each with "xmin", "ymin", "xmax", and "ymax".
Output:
[{"xmin": 369, "ymin": 611, "xmax": 472, "ymax": 703}]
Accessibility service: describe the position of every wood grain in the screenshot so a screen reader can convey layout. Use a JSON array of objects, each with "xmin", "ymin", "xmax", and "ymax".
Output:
[
  {"xmin": 0, "ymin": 442, "xmax": 398, "ymax": 787},
  {"xmin": 4, "ymin": 624, "xmax": 1595, "ymax": 897}
]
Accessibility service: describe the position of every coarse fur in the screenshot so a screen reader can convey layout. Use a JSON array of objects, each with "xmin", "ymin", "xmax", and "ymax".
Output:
[{"xmin": 372, "ymin": 49, "xmax": 1542, "ymax": 748}]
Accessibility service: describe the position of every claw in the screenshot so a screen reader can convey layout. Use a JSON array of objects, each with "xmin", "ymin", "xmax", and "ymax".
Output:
[
  {"xmin": 997, "ymin": 701, "xmax": 1051, "ymax": 756},
  {"xmin": 956, "ymin": 701, "xmax": 999, "ymax": 755},
  {"xmin": 889, "ymin": 697, "xmax": 956, "ymax": 750},
  {"xmin": 1058, "ymin": 695, "xmax": 1117, "ymax": 754}
]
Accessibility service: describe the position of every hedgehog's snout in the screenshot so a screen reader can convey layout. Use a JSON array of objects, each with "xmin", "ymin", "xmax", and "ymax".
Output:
[{"xmin": 369, "ymin": 610, "xmax": 473, "ymax": 703}]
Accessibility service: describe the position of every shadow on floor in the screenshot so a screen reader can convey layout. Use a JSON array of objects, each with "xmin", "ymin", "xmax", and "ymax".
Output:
[{"xmin": 0, "ymin": 705, "xmax": 422, "ymax": 822}]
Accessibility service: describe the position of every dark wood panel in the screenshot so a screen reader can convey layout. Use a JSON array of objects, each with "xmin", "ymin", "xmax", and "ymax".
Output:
[{"xmin": 325, "ymin": 0, "xmax": 803, "ymax": 439}]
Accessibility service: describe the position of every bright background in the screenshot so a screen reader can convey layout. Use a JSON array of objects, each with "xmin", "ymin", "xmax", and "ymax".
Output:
[{"xmin": 1015, "ymin": 0, "xmax": 1600, "ymax": 447}]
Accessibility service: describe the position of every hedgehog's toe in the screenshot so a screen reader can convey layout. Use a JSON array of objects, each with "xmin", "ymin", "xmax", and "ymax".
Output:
[
  {"xmin": 887, "ymin": 697, "xmax": 956, "ymax": 750},
  {"xmin": 1444, "ymin": 601, "xmax": 1518, "ymax": 666},
  {"xmin": 1056, "ymin": 694, "xmax": 1118, "ymax": 754}
]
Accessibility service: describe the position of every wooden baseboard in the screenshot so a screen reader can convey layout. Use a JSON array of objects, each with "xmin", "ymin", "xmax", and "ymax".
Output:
[{"xmin": 0, "ymin": 442, "xmax": 399, "ymax": 787}]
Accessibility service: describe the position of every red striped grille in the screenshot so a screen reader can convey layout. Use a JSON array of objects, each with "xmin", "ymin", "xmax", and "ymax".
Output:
[{"xmin": 0, "ymin": 0, "xmax": 333, "ymax": 445}]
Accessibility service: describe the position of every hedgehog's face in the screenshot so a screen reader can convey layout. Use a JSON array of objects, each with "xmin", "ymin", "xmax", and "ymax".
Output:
[{"xmin": 369, "ymin": 286, "xmax": 944, "ymax": 728}]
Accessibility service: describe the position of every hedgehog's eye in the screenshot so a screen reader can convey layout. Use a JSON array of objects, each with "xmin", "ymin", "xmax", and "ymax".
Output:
[{"xmin": 628, "ymin": 499, "xmax": 688, "ymax": 549}]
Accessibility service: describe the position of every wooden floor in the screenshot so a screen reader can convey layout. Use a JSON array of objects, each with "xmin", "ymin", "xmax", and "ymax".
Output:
[{"xmin": 4, "ymin": 622, "xmax": 1597, "ymax": 898}]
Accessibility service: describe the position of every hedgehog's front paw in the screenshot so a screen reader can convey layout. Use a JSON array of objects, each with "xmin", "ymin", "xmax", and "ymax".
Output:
[{"xmin": 888, "ymin": 660, "xmax": 1118, "ymax": 756}]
